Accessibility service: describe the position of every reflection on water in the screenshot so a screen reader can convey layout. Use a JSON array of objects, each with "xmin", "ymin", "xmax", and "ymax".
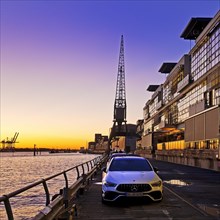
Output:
[
  {"xmin": 164, "ymin": 179, "xmax": 191, "ymax": 186},
  {"xmin": 0, "ymin": 152, "xmax": 98, "ymax": 219},
  {"xmin": 198, "ymin": 204, "xmax": 220, "ymax": 217}
]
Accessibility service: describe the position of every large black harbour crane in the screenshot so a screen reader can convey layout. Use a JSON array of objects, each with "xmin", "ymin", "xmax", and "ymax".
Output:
[{"xmin": 109, "ymin": 35, "xmax": 127, "ymax": 146}]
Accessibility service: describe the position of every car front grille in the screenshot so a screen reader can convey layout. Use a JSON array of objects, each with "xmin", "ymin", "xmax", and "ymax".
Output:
[{"xmin": 116, "ymin": 184, "xmax": 151, "ymax": 192}]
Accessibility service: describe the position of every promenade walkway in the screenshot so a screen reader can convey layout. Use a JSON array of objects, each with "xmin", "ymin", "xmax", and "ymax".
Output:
[
  {"xmin": 75, "ymin": 169, "xmax": 163, "ymax": 220},
  {"xmin": 74, "ymin": 159, "xmax": 220, "ymax": 220}
]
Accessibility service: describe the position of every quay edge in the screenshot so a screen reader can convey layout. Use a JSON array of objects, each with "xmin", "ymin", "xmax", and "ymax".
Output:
[{"xmin": 135, "ymin": 149, "xmax": 220, "ymax": 172}]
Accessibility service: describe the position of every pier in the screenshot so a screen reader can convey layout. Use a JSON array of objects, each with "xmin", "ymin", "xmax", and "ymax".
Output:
[
  {"xmin": 0, "ymin": 154, "xmax": 220, "ymax": 219},
  {"xmin": 74, "ymin": 159, "xmax": 220, "ymax": 220},
  {"xmin": 0, "ymin": 155, "xmax": 108, "ymax": 220}
]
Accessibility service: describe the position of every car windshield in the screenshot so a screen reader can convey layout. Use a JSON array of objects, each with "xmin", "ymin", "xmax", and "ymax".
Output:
[
  {"xmin": 109, "ymin": 153, "xmax": 127, "ymax": 160},
  {"xmin": 109, "ymin": 158, "xmax": 153, "ymax": 171}
]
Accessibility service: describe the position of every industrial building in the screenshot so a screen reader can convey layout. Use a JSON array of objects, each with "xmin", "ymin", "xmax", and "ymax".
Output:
[
  {"xmin": 137, "ymin": 10, "xmax": 220, "ymax": 171},
  {"xmin": 87, "ymin": 133, "xmax": 109, "ymax": 153},
  {"xmin": 111, "ymin": 124, "xmax": 137, "ymax": 152}
]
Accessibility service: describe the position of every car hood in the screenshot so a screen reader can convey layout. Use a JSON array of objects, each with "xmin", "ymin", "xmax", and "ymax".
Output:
[{"xmin": 106, "ymin": 171, "xmax": 159, "ymax": 184}]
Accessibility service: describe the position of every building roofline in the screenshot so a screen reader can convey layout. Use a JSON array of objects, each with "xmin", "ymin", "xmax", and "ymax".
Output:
[
  {"xmin": 158, "ymin": 63, "xmax": 177, "ymax": 73},
  {"xmin": 146, "ymin": 85, "xmax": 160, "ymax": 92},
  {"xmin": 180, "ymin": 17, "xmax": 212, "ymax": 40}
]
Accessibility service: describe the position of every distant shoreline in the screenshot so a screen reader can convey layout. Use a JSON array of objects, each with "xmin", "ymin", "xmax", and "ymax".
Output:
[{"xmin": 0, "ymin": 148, "xmax": 79, "ymax": 153}]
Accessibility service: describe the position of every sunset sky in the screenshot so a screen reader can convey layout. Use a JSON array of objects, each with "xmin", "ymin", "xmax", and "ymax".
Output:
[{"xmin": 1, "ymin": 0, "xmax": 219, "ymax": 149}]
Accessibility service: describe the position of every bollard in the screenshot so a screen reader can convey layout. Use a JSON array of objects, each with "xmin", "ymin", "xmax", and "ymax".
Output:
[
  {"xmin": 63, "ymin": 187, "xmax": 69, "ymax": 208},
  {"xmin": 57, "ymin": 204, "xmax": 77, "ymax": 220},
  {"xmin": 69, "ymin": 204, "xmax": 77, "ymax": 219}
]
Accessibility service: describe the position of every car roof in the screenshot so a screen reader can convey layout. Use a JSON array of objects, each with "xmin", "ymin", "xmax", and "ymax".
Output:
[
  {"xmin": 110, "ymin": 152, "xmax": 127, "ymax": 157},
  {"xmin": 109, "ymin": 153, "xmax": 140, "ymax": 159},
  {"xmin": 112, "ymin": 155, "xmax": 145, "ymax": 160}
]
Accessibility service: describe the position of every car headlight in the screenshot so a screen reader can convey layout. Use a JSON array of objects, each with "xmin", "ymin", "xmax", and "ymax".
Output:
[
  {"xmin": 103, "ymin": 181, "xmax": 117, "ymax": 187},
  {"xmin": 151, "ymin": 180, "xmax": 162, "ymax": 187}
]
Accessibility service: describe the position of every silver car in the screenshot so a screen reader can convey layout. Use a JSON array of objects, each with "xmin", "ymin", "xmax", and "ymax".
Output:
[{"xmin": 102, "ymin": 156, "xmax": 163, "ymax": 203}]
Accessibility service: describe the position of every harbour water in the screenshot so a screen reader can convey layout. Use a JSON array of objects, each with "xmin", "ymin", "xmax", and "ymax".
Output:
[{"xmin": 0, "ymin": 151, "xmax": 99, "ymax": 219}]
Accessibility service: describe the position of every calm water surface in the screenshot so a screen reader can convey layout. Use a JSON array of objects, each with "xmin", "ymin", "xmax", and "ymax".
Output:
[{"xmin": 0, "ymin": 151, "xmax": 99, "ymax": 219}]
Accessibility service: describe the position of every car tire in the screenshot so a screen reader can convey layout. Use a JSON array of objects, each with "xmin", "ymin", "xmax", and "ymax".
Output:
[
  {"xmin": 154, "ymin": 197, "xmax": 163, "ymax": 203},
  {"xmin": 101, "ymin": 196, "xmax": 107, "ymax": 204}
]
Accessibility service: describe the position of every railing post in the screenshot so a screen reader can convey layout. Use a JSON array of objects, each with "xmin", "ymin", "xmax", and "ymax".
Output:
[
  {"xmin": 63, "ymin": 171, "xmax": 68, "ymax": 188},
  {"xmin": 86, "ymin": 162, "xmax": 90, "ymax": 172},
  {"xmin": 94, "ymin": 157, "xmax": 97, "ymax": 164},
  {"xmin": 90, "ymin": 161, "xmax": 93, "ymax": 169},
  {"xmin": 81, "ymin": 164, "xmax": 85, "ymax": 175},
  {"xmin": 63, "ymin": 187, "xmax": 69, "ymax": 209},
  {"xmin": 3, "ymin": 195, "xmax": 14, "ymax": 220},
  {"xmin": 76, "ymin": 166, "xmax": 80, "ymax": 179},
  {"xmin": 92, "ymin": 158, "xmax": 96, "ymax": 166},
  {"xmin": 42, "ymin": 179, "xmax": 50, "ymax": 206}
]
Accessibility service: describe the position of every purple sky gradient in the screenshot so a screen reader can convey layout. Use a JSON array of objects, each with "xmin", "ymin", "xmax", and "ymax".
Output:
[{"xmin": 1, "ymin": 0, "xmax": 219, "ymax": 148}]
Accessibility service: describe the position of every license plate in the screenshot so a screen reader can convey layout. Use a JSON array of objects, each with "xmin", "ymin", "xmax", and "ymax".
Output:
[{"xmin": 127, "ymin": 192, "xmax": 143, "ymax": 197}]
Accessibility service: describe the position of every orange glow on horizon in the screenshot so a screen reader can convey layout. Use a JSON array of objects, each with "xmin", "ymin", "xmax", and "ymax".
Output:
[{"xmin": 0, "ymin": 133, "xmax": 96, "ymax": 150}]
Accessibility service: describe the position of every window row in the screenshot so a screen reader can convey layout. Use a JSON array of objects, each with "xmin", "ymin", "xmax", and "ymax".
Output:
[{"xmin": 191, "ymin": 26, "xmax": 220, "ymax": 81}]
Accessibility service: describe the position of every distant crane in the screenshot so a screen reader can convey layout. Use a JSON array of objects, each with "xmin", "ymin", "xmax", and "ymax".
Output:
[
  {"xmin": 109, "ymin": 35, "xmax": 127, "ymax": 147},
  {"xmin": 1, "ymin": 132, "xmax": 19, "ymax": 150}
]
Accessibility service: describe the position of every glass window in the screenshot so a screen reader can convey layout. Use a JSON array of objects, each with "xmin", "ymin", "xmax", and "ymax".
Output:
[
  {"xmin": 191, "ymin": 26, "xmax": 220, "ymax": 81},
  {"xmin": 109, "ymin": 158, "xmax": 153, "ymax": 171}
]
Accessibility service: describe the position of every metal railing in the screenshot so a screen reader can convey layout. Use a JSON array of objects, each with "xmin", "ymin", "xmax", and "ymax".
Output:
[{"xmin": 0, "ymin": 154, "xmax": 108, "ymax": 220}]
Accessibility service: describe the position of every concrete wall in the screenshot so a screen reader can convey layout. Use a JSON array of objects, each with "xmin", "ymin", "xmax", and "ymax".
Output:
[{"xmin": 155, "ymin": 149, "xmax": 220, "ymax": 171}]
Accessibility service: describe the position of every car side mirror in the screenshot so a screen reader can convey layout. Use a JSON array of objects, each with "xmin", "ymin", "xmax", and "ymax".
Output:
[{"xmin": 153, "ymin": 167, "xmax": 159, "ymax": 173}]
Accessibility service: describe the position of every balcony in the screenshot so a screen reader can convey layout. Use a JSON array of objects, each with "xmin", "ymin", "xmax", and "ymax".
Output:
[
  {"xmin": 144, "ymin": 113, "xmax": 150, "ymax": 120},
  {"xmin": 159, "ymin": 120, "xmax": 166, "ymax": 129},
  {"xmin": 156, "ymin": 100, "xmax": 163, "ymax": 110},
  {"xmin": 157, "ymin": 120, "xmax": 176, "ymax": 132},
  {"xmin": 177, "ymin": 74, "xmax": 190, "ymax": 93}
]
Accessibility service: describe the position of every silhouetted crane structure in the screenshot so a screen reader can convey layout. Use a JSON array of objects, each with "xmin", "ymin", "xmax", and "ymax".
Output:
[
  {"xmin": 109, "ymin": 35, "xmax": 127, "ymax": 146},
  {"xmin": 1, "ymin": 132, "xmax": 19, "ymax": 150}
]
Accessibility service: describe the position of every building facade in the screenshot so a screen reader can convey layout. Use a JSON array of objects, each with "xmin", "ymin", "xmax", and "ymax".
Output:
[
  {"xmin": 111, "ymin": 124, "xmax": 137, "ymax": 152},
  {"xmin": 138, "ymin": 10, "xmax": 220, "ymax": 171},
  {"xmin": 88, "ymin": 134, "xmax": 109, "ymax": 153}
]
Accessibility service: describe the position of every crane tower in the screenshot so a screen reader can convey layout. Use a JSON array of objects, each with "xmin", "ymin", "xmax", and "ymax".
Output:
[
  {"xmin": 109, "ymin": 35, "xmax": 127, "ymax": 145},
  {"xmin": 1, "ymin": 132, "xmax": 19, "ymax": 150}
]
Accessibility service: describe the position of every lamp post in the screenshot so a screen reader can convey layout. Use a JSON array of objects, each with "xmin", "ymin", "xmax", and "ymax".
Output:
[{"xmin": 34, "ymin": 144, "xmax": 36, "ymax": 156}]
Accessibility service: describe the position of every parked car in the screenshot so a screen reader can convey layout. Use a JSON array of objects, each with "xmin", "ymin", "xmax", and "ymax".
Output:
[
  {"xmin": 102, "ymin": 156, "xmax": 163, "ymax": 203},
  {"xmin": 106, "ymin": 152, "xmax": 140, "ymax": 170},
  {"xmin": 106, "ymin": 152, "xmax": 127, "ymax": 165},
  {"xmin": 109, "ymin": 152, "xmax": 127, "ymax": 159}
]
